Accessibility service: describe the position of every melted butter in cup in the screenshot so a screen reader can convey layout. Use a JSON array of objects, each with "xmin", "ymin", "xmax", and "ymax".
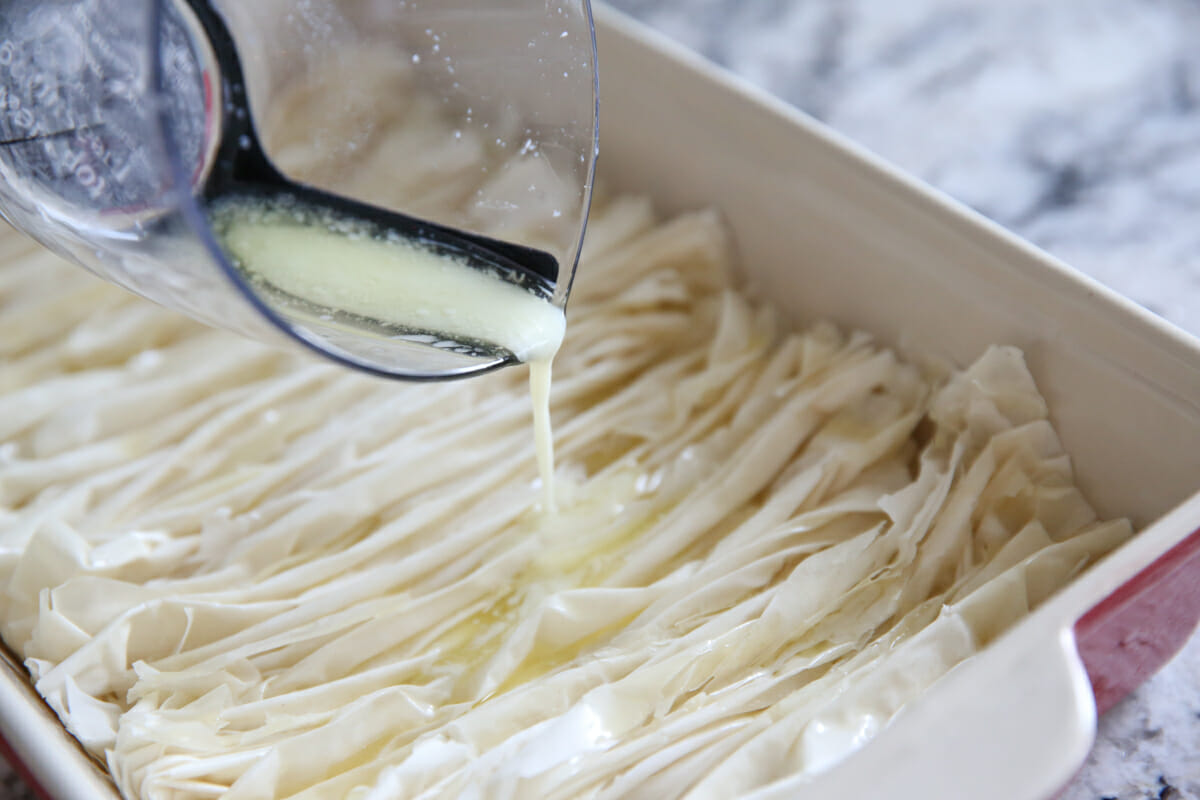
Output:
[{"xmin": 210, "ymin": 196, "xmax": 564, "ymax": 510}]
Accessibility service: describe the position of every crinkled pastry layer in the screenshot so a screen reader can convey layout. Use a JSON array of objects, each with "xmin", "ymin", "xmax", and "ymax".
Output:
[{"xmin": 0, "ymin": 202, "xmax": 1128, "ymax": 798}]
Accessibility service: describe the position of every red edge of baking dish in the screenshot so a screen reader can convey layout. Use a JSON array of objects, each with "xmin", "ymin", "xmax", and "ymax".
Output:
[
  {"xmin": 0, "ymin": 737, "xmax": 52, "ymax": 800},
  {"xmin": 1074, "ymin": 526, "xmax": 1200, "ymax": 714}
]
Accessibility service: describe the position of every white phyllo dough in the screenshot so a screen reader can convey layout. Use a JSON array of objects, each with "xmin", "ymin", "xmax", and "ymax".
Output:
[
  {"xmin": 0, "ymin": 203, "xmax": 1129, "ymax": 798},
  {"xmin": 0, "ymin": 54, "xmax": 1129, "ymax": 800}
]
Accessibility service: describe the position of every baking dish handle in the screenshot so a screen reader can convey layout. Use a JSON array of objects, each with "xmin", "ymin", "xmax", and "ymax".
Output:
[
  {"xmin": 772, "ymin": 624, "xmax": 1096, "ymax": 800},
  {"xmin": 788, "ymin": 526, "xmax": 1200, "ymax": 800}
]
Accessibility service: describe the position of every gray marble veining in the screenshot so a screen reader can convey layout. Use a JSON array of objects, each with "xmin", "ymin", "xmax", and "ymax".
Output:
[
  {"xmin": 603, "ymin": 0, "xmax": 1200, "ymax": 798},
  {"xmin": 610, "ymin": 0, "xmax": 1200, "ymax": 337}
]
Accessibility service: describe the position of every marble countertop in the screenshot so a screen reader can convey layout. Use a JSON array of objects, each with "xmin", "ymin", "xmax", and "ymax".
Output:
[
  {"xmin": 2, "ymin": 0, "xmax": 1197, "ymax": 798},
  {"xmin": 603, "ymin": 0, "xmax": 1200, "ymax": 798}
]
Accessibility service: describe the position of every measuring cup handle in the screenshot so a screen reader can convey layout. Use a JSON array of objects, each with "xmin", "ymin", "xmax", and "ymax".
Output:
[{"xmin": 178, "ymin": 0, "xmax": 283, "ymax": 198}]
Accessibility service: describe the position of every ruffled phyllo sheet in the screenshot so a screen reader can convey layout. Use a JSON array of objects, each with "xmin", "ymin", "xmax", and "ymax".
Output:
[
  {"xmin": 0, "ymin": 51, "xmax": 1129, "ymax": 800},
  {"xmin": 0, "ymin": 198, "xmax": 1129, "ymax": 798}
]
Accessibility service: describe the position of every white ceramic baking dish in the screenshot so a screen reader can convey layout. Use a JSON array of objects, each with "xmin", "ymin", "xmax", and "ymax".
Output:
[{"xmin": 3, "ymin": 5, "xmax": 1199, "ymax": 798}]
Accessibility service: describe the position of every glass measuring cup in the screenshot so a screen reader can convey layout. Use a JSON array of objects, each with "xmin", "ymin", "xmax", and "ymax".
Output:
[{"xmin": 0, "ymin": 0, "xmax": 597, "ymax": 379}]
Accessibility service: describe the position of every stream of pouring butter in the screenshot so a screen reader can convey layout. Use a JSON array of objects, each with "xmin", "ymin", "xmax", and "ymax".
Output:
[{"xmin": 211, "ymin": 199, "xmax": 564, "ymax": 510}]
